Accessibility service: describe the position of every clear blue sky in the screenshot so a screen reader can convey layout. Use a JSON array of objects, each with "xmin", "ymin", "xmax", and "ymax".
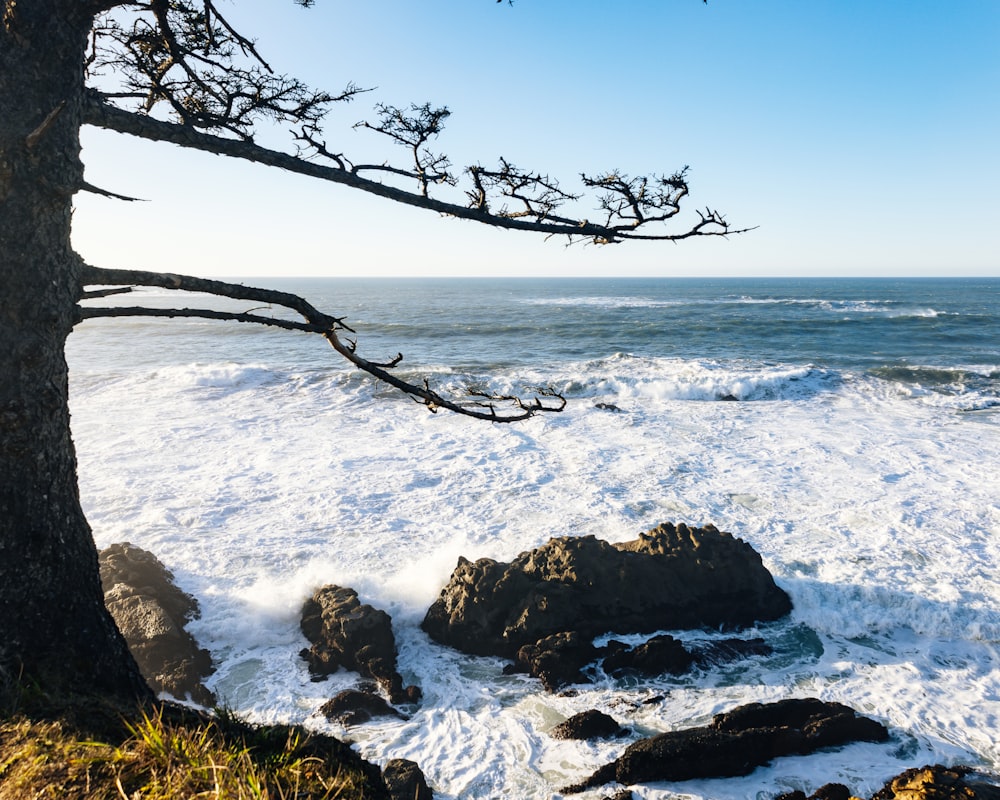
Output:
[{"xmin": 73, "ymin": 0, "xmax": 1000, "ymax": 278}]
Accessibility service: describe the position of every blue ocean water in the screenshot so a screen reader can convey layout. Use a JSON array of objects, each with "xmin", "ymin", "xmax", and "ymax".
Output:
[
  {"xmin": 72, "ymin": 276, "xmax": 1000, "ymax": 406},
  {"xmin": 68, "ymin": 276, "xmax": 1000, "ymax": 799}
]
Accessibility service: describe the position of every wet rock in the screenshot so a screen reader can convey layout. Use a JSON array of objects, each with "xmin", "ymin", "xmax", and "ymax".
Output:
[
  {"xmin": 98, "ymin": 542, "xmax": 214, "ymax": 706},
  {"xmin": 693, "ymin": 636, "xmax": 772, "ymax": 666},
  {"xmin": 551, "ymin": 710, "xmax": 624, "ymax": 741},
  {"xmin": 319, "ymin": 689, "xmax": 406, "ymax": 727},
  {"xmin": 562, "ymin": 698, "xmax": 889, "ymax": 794},
  {"xmin": 871, "ymin": 765, "xmax": 1000, "ymax": 800},
  {"xmin": 602, "ymin": 634, "xmax": 693, "ymax": 677},
  {"xmin": 300, "ymin": 585, "xmax": 420, "ymax": 704},
  {"xmin": 382, "ymin": 758, "xmax": 434, "ymax": 800},
  {"xmin": 777, "ymin": 784, "xmax": 852, "ymax": 800},
  {"xmin": 422, "ymin": 523, "xmax": 791, "ymax": 661},
  {"xmin": 508, "ymin": 631, "xmax": 599, "ymax": 691}
]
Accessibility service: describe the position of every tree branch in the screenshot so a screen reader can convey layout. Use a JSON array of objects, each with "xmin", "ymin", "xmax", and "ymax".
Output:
[
  {"xmin": 77, "ymin": 266, "xmax": 565, "ymax": 423},
  {"xmin": 83, "ymin": 92, "xmax": 749, "ymax": 243}
]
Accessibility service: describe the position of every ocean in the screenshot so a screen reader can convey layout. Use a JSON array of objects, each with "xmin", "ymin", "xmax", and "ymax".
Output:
[{"xmin": 67, "ymin": 277, "xmax": 1000, "ymax": 799}]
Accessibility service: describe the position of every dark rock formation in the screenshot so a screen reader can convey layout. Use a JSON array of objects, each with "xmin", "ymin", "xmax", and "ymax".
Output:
[
  {"xmin": 507, "ymin": 631, "xmax": 599, "ymax": 692},
  {"xmin": 562, "ymin": 698, "xmax": 889, "ymax": 794},
  {"xmin": 319, "ymin": 689, "xmax": 407, "ymax": 727},
  {"xmin": 871, "ymin": 765, "xmax": 1000, "ymax": 800},
  {"xmin": 300, "ymin": 585, "xmax": 420, "ymax": 704},
  {"xmin": 98, "ymin": 542, "xmax": 214, "ymax": 705},
  {"xmin": 551, "ymin": 710, "xmax": 624, "ymax": 741},
  {"xmin": 602, "ymin": 635, "xmax": 693, "ymax": 677},
  {"xmin": 778, "ymin": 784, "xmax": 851, "ymax": 800},
  {"xmin": 422, "ymin": 523, "xmax": 791, "ymax": 659},
  {"xmin": 382, "ymin": 758, "xmax": 434, "ymax": 800}
]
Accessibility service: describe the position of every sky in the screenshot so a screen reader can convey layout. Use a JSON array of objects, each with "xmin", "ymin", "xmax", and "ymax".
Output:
[{"xmin": 72, "ymin": 0, "xmax": 1000, "ymax": 279}]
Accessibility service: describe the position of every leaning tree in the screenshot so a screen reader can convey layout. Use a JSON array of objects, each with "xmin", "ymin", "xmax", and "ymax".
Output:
[{"xmin": 0, "ymin": 0, "xmax": 744, "ymax": 708}]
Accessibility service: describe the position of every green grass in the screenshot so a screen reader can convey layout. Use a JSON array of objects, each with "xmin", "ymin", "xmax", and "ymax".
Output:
[{"xmin": 0, "ymin": 704, "xmax": 388, "ymax": 799}]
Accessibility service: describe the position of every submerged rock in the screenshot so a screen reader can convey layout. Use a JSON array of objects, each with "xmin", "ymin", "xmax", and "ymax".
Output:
[
  {"xmin": 601, "ymin": 634, "xmax": 694, "ymax": 677},
  {"xmin": 562, "ymin": 698, "xmax": 889, "ymax": 794},
  {"xmin": 99, "ymin": 542, "xmax": 214, "ymax": 706},
  {"xmin": 300, "ymin": 585, "xmax": 420, "ymax": 704}
]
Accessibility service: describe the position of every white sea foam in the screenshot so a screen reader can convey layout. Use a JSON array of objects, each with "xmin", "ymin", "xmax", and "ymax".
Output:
[{"xmin": 68, "ymin": 335, "xmax": 1000, "ymax": 799}]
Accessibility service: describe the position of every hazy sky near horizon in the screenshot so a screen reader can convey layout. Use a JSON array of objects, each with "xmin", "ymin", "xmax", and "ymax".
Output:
[{"xmin": 73, "ymin": 1, "xmax": 1000, "ymax": 279}]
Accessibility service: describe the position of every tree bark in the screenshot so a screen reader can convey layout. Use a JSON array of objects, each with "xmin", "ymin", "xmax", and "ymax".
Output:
[{"xmin": 0, "ymin": 1, "xmax": 152, "ymax": 706}]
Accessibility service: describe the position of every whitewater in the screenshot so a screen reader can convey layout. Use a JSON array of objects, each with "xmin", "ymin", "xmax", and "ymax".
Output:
[{"xmin": 67, "ymin": 277, "xmax": 1000, "ymax": 799}]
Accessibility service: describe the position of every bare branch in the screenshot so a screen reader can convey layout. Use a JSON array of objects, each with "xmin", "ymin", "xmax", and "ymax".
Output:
[
  {"xmin": 76, "ymin": 305, "xmax": 329, "ymax": 334},
  {"xmin": 354, "ymin": 103, "xmax": 456, "ymax": 196},
  {"xmin": 78, "ymin": 181, "xmax": 146, "ymax": 201},
  {"xmin": 81, "ymin": 286, "xmax": 134, "ymax": 300},
  {"xmin": 83, "ymin": 93, "xmax": 751, "ymax": 243},
  {"xmin": 467, "ymin": 158, "xmax": 581, "ymax": 223},
  {"xmin": 77, "ymin": 266, "xmax": 564, "ymax": 423},
  {"xmin": 86, "ymin": 2, "xmax": 362, "ymax": 140},
  {"xmin": 83, "ymin": 5, "xmax": 749, "ymax": 244}
]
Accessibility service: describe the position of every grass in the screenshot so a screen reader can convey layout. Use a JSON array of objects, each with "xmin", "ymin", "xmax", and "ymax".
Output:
[{"xmin": 0, "ymin": 704, "xmax": 388, "ymax": 799}]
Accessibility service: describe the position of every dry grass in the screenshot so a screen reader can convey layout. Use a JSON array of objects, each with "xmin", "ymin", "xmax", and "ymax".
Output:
[{"xmin": 0, "ymin": 706, "xmax": 386, "ymax": 799}]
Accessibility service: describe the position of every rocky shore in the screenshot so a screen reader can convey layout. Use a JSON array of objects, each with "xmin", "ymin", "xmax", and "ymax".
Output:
[{"xmin": 96, "ymin": 526, "xmax": 1000, "ymax": 800}]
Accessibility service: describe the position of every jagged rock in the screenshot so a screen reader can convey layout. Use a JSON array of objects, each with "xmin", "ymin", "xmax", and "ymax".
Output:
[
  {"xmin": 300, "ymin": 585, "xmax": 420, "ymax": 705},
  {"xmin": 871, "ymin": 765, "xmax": 1000, "ymax": 800},
  {"xmin": 562, "ymin": 698, "xmax": 889, "ymax": 794},
  {"xmin": 551, "ymin": 710, "xmax": 624, "ymax": 741},
  {"xmin": 319, "ymin": 689, "xmax": 406, "ymax": 727},
  {"xmin": 602, "ymin": 792, "xmax": 635, "ymax": 800},
  {"xmin": 422, "ymin": 523, "xmax": 791, "ymax": 660},
  {"xmin": 507, "ymin": 631, "xmax": 599, "ymax": 691},
  {"xmin": 383, "ymin": 758, "xmax": 434, "ymax": 800},
  {"xmin": 98, "ymin": 542, "xmax": 214, "ymax": 706}
]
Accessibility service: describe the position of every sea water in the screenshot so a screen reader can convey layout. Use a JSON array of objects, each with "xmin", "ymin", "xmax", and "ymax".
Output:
[{"xmin": 67, "ymin": 277, "xmax": 1000, "ymax": 799}]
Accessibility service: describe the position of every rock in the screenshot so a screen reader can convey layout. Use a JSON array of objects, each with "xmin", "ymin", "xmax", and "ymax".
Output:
[
  {"xmin": 601, "ymin": 634, "xmax": 694, "ymax": 677},
  {"xmin": 813, "ymin": 785, "xmax": 852, "ymax": 800},
  {"xmin": 561, "ymin": 698, "xmax": 889, "ymax": 794},
  {"xmin": 508, "ymin": 631, "xmax": 599, "ymax": 691},
  {"xmin": 422, "ymin": 523, "xmax": 791, "ymax": 661},
  {"xmin": 319, "ymin": 689, "xmax": 406, "ymax": 727},
  {"xmin": 98, "ymin": 542, "xmax": 214, "ymax": 706},
  {"xmin": 871, "ymin": 765, "xmax": 1000, "ymax": 800},
  {"xmin": 382, "ymin": 758, "xmax": 434, "ymax": 800},
  {"xmin": 692, "ymin": 637, "xmax": 773, "ymax": 667},
  {"xmin": 551, "ymin": 710, "xmax": 624, "ymax": 741},
  {"xmin": 300, "ymin": 585, "xmax": 420, "ymax": 705},
  {"xmin": 778, "ymin": 784, "xmax": 851, "ymax": 800}
]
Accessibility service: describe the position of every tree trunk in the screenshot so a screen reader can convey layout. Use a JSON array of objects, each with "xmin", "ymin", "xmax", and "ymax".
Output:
[{"xmin": 0, "ymin": 2, "xmax": 152, "ymax": 707}]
